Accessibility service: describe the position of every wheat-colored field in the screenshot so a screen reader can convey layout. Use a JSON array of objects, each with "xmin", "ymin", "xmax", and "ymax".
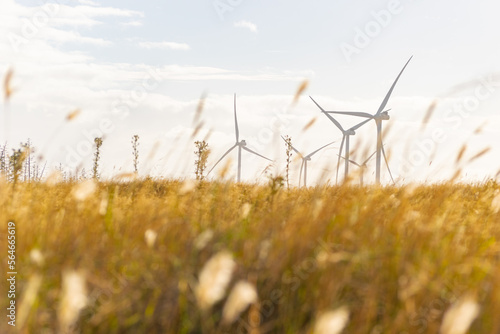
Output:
[{"xmin": 1, "ymin": 178, "xmax": 500, "ymax": 333}]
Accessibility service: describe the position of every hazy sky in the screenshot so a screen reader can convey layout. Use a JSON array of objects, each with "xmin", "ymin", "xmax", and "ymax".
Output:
[{"xmin": 1, "ymin": 0, "xmax": 500, "ymax": 184}]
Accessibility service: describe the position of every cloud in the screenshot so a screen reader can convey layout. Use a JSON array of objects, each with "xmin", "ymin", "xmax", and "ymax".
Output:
[
  {"xmin": 70, "ymin": 5, "xmax": 144, "ymax": 19},
  {"xmin": 234, "ymin": 20, "xmax": 258, "ymax": 33},
  {"xmin": 0, "ymin": 1, "xmax": 145, "ymax": 27},
  {"xmin": 122, "ymin": 21, "xmax": 143, "ymax": 27},
  {"xmin": 138, "ymin": 41, "xmax": 191, "ymax": 51},
  {"xmin": 40, "ymin": 28, "xmax": 112, "ymax": 46},
  {"xmin": 0, "ymin": 0, "xmax": 148, "ymax": 54},
  {"xmin": 50, "ymin": 5, "xmax": 144, "ymax": 27},
  {"xmin": 77, "ymin": 0, "xmax": 99, "ymax": 5},
  {"xmin": 171, "ymin": 65, "xmax": 308, "ymax": 82}
]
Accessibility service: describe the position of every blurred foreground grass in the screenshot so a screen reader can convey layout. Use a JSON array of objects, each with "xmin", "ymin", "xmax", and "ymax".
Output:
[{"xmin": 1, "ymin": 178, "xmax": 500, "ymax": 333}]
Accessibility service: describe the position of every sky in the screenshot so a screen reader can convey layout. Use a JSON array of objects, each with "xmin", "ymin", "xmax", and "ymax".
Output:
[{"xmin": 1, "ymin": 0, "xmax": 500, "ymax": 185}]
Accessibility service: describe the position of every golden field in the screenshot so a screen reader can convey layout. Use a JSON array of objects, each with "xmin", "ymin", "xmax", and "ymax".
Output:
[{"xmin": 1, "ymin": 178, "xmax": 500, "ymax": 333}]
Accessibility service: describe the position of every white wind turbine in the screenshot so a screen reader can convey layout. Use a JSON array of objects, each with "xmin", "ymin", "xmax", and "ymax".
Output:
[
  {"xmin": 281, "ymin": 136, "xmax": 335, "ymax": 187},
  {"xmin": 338, "ymin": 150, "xmax": 383, "ymax": 186},
  {"xmin": 324, "ymin": 56, "xmax": 413, "ymax": 184},
  {"xmin": 208, "ymin": 94, "xmax": 272, "ymax": 182},
  {"xmin": 310, "ymin": 96, "xmax": 371, "ymax": 183}
]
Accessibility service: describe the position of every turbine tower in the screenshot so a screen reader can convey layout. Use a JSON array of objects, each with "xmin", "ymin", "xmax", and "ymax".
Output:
[
  {"xmin": 208, "ymin": 94, "xmax": 272, "ymax": 182},
  {"xmin": 310, "ymin": 96, "xmax": 370, "ymax": 184},
  {"xmin": 281, "ymin": 136, "xmax": 335, "ymax": 187},
  {"xmin": 324, "ymin": 56, "xmax": 413, "ymax": 184}
]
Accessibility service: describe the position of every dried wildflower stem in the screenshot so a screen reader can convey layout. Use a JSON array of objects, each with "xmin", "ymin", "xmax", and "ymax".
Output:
[
  {"xmin": 132, "ymin": 135, "xmax": 140, "ymax": 174},
  {"xmin": 283, "ymin": 135, "xmax": 292, "ymax": 189},
  {"xmin": 194, "ymin": 140, "xmax": 210, "ymax": 181},
  {"xmin": 93, "ymin": 137, "xmax": 103, "ymax": 180}
]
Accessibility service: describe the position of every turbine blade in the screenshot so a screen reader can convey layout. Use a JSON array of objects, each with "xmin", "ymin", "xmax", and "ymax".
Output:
[
  {"xmin": 234, "ymin": 93, "xmax": 239, "ymax": 142},
  {"xmin": 242, "ymin": 146, "xmax": 272, "ymax": 162},
  {"xmin": 336, "ymin": 136, "xmax": 345, "ymax": 184},
  {"xmin": 350, "ymin": 117, "xmax": 372, "ymax": 131},
  {"xmin": 375, "ymin": 56, "xmax": 413, "ymax": 116},
  {"xmin": 207, "ymin": 144, "xmax": 237, "ymax": 175},
  {"xmin": 362, "ymin": 150, "xmax": 378, "ymax": 165},
  {"xmin": 322, "ymin": 111, "xmax": 345, "ymax": 132},
  {"xmin": 291, "ymin": 145, "xmax": 304, "ymax": 158},
  {"xmin": 337, "ymin": 154, "xmax": 361, "ymax": 167},
  {"xmin": 306, "ymin": 141, "xmax": 336, "ymax": 158},
  {"xmin": 381, "ymin": 145, "xmax": 395, "ymax": 185},
  {"xmin": 325, "ymin": 111, "xmax": 374, "ymax": 118},
  {"xmin": 310, "ymin": 96, "xmax": 346, "ymax": 132},
  {"xmin": 309, "ymin": 96, "xmax": 325, "ymax": 112},
  {"xmin": 349, "ymin": 159, "xmax": 360, "ymax": 167}
]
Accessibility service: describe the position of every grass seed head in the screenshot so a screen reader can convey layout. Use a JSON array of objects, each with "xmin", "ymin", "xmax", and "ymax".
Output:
[
  {"xmin": 241, "ymin": 203, "xmax": 252, "ymax": 218},
  {"xmin": 194, "ymin": 229, "xmax": 214, "ymax": 250},
  {"xmin": 491, "ymin": 191, "xmax": 500, "ymax": 214},
  {"xmin": 193, "ymin": 91, "xmax": 207, "ymax": 125},
  {"xmin": 144, "ymin": 229, "xmax": 158, "ymax": 248},
  {"xmin": 4, "ymin": 68, "xmax": 14, "ymax": 101},
  {"xmin": 313, "ymin": 307, "xmax": 350, "ymax": 334},
  {"xmin": 456, "ymin": 144, "xmax": 467, "ymax": 165},
  {"xmin": 29, "ymin": 248, "xmax": 44, "ymax": 266},
  {"xmin": 58, "ymin": 270, "xmax": 88, "ymax": 333},
  {"xmin": 293, "ymin": 79, "xmax": 309, "ymax": 105},
  {"xmin": 440, "ymin": 295, "xmax": 480, "ymax": 334},
  {"xmin": 195, "ymin": 251, "xmax": 236, "ymax": 311},
  {"xmin": 467, "ymin": 147, "xmax": 491, "ymax": 164},
  {"xmin": 17, "ymin": 274, "xmax": 42, "ymax": 329},
  {"xmin": 222, "ymin": 280, "xmax": 258, "ymax": 325},
  {"xmin": 302, "ymin": 117, "xmax": 317, "ymax": 132},
  {"xmin": 421, "ymin": 99, "xmax": 438, "ymax": 131},
  {"xmin": 71, "ymin": 179, "xmax": 97, "ymax": 201},
  {"xmin": 179, "ymin": 179, "xmax": 196, "ymax": 194},
  {"xmin": 46, "ymin": 170, "xmax": 64, "ymax": 186},
  {"xmin": 66, "ymin": 109, "xmax": 81, "ymax": 121}
]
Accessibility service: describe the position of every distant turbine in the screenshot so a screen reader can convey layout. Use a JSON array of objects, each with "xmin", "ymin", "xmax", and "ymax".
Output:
[
  {"xmin": 281, "ymin": 136, "xmax": 335, "ymax": 187},
  {"xmin": 208, "ymin": 94, "xmax": 272, "ymax": 182},
  {"xmin": 310, "ymin": 96, "xmax": 371, "ymax": 184},
  {"xmin": 324, "ymin": 56, "xmax": 413, "ymax": 184},
  {"xmin": 338, "ymin": 150, "xmax": 384, "ymax": 186}
]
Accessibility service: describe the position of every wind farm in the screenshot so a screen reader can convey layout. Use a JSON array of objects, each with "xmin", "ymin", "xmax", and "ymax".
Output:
[{"xmin": 202, "ymin": 56, "xmax": 478, "ymax": 188}]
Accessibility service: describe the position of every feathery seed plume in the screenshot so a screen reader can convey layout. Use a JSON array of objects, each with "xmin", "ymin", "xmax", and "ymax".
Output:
[{"xmin": 195, "ymin": 251, "xmax": 236, "ymax": 311}]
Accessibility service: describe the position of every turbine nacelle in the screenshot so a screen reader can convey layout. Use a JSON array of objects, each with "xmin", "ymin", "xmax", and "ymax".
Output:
[
  {"xmin": 238, "ymin": 140, "xmax": 247, "ymax": 147},
  {"xmin": 345, "ymin": 129, "xmax": 356, "ymax": 136},
  {"xmin": 379, "ymin": 111, "xmax": 390, "ymax": 120},
  {"xmin": 304, "ymin": 156, "xmax": 312, "ymax": 161}
]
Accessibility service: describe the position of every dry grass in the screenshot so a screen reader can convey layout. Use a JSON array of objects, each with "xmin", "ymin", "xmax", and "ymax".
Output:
[{"xmin": 1, "ymin": 178, "xmax": 500, "ymax": 333}]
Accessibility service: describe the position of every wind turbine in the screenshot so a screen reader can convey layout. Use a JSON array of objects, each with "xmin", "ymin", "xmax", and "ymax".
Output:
[
  {"xmin": 310, "ymin": 96, "xmax": 371, "ymax": 184},
  {"xmin": 208, "ymin": 94, "xmax": 272, "ymax": 182},
  {"xmin": 324, "ymin": 56, "xmax": 413, "ymax": 184},
  {"xmin": 338, "ymin": 150, "xmax": 379, "ymax": 186},
  {"xmin": 281, "ymin": 136, "xmax": 335, "ymax": 187}
]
